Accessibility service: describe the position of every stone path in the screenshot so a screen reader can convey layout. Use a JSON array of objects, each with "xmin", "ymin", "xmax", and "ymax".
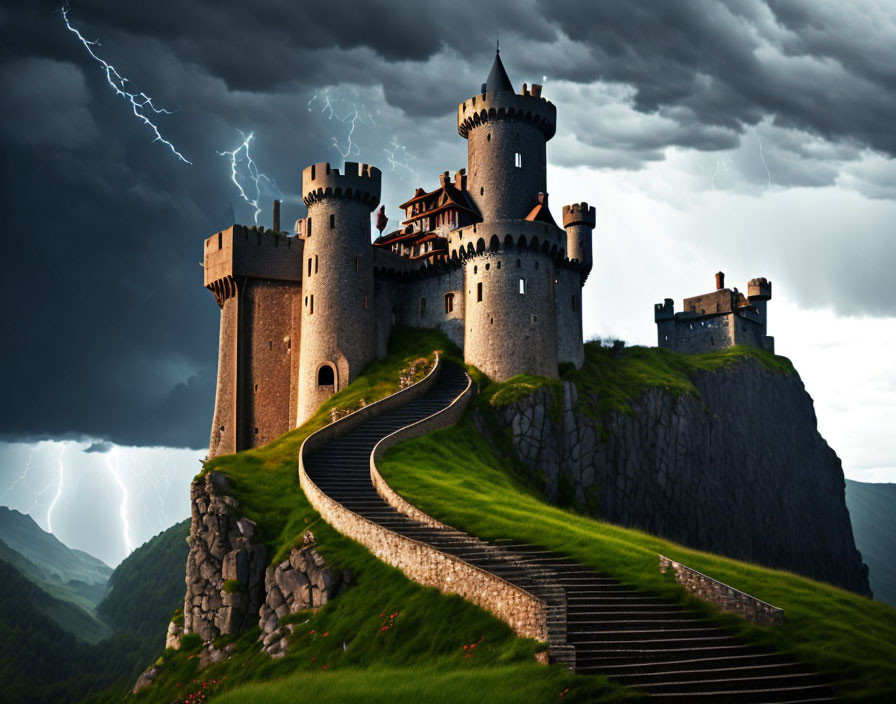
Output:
[{"xmin": 304, "ymin": 362, "xmax": 838, "ymax": 702}]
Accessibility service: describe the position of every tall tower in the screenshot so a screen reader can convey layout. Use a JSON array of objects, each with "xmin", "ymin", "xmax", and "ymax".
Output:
[
  {"xmin": 297, "ymin": 162, "xmax": 381, "ymax": 424},
  {"xmin": 457, "ymin": 50, "xmax": 566, "ymax": 381},
  {"xmin": 458, "ymin": 49, "xmax": 557, "ymax": 223}
]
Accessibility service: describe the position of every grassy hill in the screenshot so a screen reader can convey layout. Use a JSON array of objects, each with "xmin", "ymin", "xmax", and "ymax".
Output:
[
  {"xmin": 128, "ymin": 329, "xmax": 633, "ymax": 704},
  {"xmin": 119, "ymin": 330, "xmax": 896, "ymax": 703},
  {"xmin": 377, "ymin": 342, "xmax": 896, "ymax": 703},
  {"xmin": 845, "ymin": 480, "xmax": 896, "ymax": 608}
]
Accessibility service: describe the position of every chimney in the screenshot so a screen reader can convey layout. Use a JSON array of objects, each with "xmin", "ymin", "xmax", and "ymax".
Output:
[
  {"xmin": 272, "ymin": 200, "xmax": 281, "ymax": 232},
  {"xmin": 715, "ymin": 271, "xmax": 725, "ymax": 290}
]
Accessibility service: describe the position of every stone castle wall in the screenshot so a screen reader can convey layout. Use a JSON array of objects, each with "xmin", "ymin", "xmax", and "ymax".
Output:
[
  {"xmin": 657, "ymin": 314, "xmax": 736, "ymax": 354},
  {"xmin": 555, "ymin": 265, "xmax": 584, "ymax": 368},
  {"xmin": 479, "ymin": 357, "xmax": 871, "ymax": 595}
]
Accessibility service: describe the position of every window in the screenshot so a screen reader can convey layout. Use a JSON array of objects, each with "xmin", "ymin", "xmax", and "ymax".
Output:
[
  {"xmin": 308, "ymin": 258, "xmax": 312, "ymax": 276},
  {"xmin": 307, "ymin": 217, "xmax": 311, "ymax": 237},
  {"xmin": 218, "ymin": 232, "xmax": 222, "ymax": 250},
  {"xmin": 445, "ymin": 292, "xmax": 454, "ymax": 314},
  {"xmin": 317, "ymin": 365, "xmax": 334, "ymax": 387},
  {"xmin": 514, "ymin": 153, "xmax": 522, "ymax": 168},
  {"xmin": 497, "ymin": 261, "xmax": 501, "ymax": 269},
  {"xmin": 474, "ymin": 265, "xmax": 478, "ymax": 274},
  {"xmin": 363, "ymin": 293, "xmax": 369, "ymax": 310},
  {"xmin": 314, "ymin": 255, "xmax": 318, "ymax": 273},
  {"xmin": 420, "ymin": 298, "xmax": 426, "ymax": 317},
  {"xmin": 477, "ymin": 282, "xmax": 483, "ymax": 302},
  {"xmin": 485, "ymin": 263, "xmax": 490, "ymax": 271},
  {"xmin": 310, "ymin": 295, "xmax": 314, "ymax": 315},
  {"xmin": 487, "ymin": 133, "xmax": 491, "ymax": 141},
  {"xmin": 329, "ymin": 214, "xmax": 335, "ymax": 229},
  {"xmin": 480, "ymin": 187, "xmax": 484, "ymax": 196},
  {"xmin": 519, "ymin": 278, "xmax": 526, "ymax": 295}
]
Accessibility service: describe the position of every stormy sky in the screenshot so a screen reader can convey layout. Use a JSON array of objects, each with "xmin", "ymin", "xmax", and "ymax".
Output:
[{"xmin": 1, "ymin": 0, "xmax": 894, "ymax": 564}]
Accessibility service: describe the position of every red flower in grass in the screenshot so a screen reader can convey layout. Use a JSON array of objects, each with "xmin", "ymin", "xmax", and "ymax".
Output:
[
  {"xmin": 322, "ymin": 665, "xmax": 328, "ymax": 670},
  {"xmin": 323, "ymin": 632, "xmax": 329, "ymax": 637}
]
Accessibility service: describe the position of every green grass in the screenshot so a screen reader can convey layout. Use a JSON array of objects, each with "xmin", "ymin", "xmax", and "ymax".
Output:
[
  {"xmin": 378, "ymin": 413, "xmax": 896, "ymax": 702},
  {"xmin": 212, "ymin": 664, "xmax": 641, "ymax": 704},
  {"xmin": 131, "ymin": 327, "xmax": 635, "ymax": 704}
]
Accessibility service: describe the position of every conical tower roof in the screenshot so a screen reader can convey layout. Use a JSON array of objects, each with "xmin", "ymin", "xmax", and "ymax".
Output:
[{"xmin": 485, "ymin": 48, "xmax": 513, "ymax": 93}]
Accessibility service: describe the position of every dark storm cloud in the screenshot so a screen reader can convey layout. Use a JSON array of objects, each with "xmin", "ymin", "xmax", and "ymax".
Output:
[
  {"xmin": 84, "ymin": 441, "xmax": 112, "ymax": 453},
  {"xmin": 0, "ymin": 0, "xmax": 893, "ymax": 449}
]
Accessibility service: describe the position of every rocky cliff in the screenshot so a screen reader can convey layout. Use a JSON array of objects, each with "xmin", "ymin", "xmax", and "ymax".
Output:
[{"xmin": 479, "ymin": 355, "xmax": 871, "ymax": 595}]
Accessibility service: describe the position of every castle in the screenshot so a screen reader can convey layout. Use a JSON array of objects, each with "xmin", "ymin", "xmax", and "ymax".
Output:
[
  {"xmin": 655, "ymin": 272, "xmax": 774, "ymax": 354},
  {"xmin": 202, "ymin": 51, "xmax": 595, "ymax": 458}
]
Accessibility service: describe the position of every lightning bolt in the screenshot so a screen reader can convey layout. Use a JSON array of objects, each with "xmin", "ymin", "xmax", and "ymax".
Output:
[
  {"xmin": 313, "ymin": 90, "xmax": 364, "ymax": 159},
  {"xmin": 46, "ymin": 445, "xmax": 66, "ymax": 534},
  {"xmin": 61, "ymin": 5, "xmax": 191, "ymax": 164},
  {"xmin": 218, "ymin": 130, "xmax": 282, "ymax": 225},
  {"xmin": 753, "ymin": 126, "xmax": 772, "ymax": 188},
  {"xmin": 383, "ymin": 139, "xmax": 419, "ymax": 183},
  {"xmin": 105, "ymin": 448, "xmax": 134, "ymax": 554},
  {"xmin": 1, "ymin": 454, "xmax": 33, "ymax": 500}
]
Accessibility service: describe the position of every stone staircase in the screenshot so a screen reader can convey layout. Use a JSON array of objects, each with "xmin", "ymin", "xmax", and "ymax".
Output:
[{"xmin": 302, "ymin": 361, "xmax": 838, "ymax": 703}]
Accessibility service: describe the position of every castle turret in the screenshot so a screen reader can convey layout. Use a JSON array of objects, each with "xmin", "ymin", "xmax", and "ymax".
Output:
[
  {"xmin": 748, "ymin": 277, "xmax": 773, "ymax": 352},
  {"xmin": 297, "ymin": 161, "xmax": 381, "ymax": 424},
  {"xmin": 457, "ymin": 49, "xmax": 557, "ymax": 223},
  {"xmin": 562, "ymin": 202, "xmax": 596, "ymax": 282}
]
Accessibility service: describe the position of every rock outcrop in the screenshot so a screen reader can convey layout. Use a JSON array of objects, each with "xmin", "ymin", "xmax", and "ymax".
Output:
[
  {"xmin": 181, "ymin": 472, "xmax": 349, "ymax": 656},
  {"xmin": 183, "ymin": 471, "xmax": 268, "ymax": 641},
  {"xmin": 479, "ymin": 357, "xmax": 871, "ymax": 595}
]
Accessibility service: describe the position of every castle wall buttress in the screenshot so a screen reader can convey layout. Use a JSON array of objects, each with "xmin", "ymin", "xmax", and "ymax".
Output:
[
  {"xmin": 555, "ymin": 266, "xmax": 584, "ymax": 368},
  {"xmin": 209, "ymin": 293, "xmax": 238, "ymax": 458}
]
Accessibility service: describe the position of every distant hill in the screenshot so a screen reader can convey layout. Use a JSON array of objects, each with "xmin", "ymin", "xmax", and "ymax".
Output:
[
  {"xmin": 0, "ymin": 518, "xmax": 191, "ymax": 703},
  {"xmin": 0, "ymin": 537, "xmax": 111, "ymax": 642},
  {"xmin": 97, "ymin": 518, "xmax": 190, "ymax": 637},
  {"xmin": 845, "ymin": 480, "xmax": 896, "ymax": 608},
  {"xmin": 0, "ymin": 506, "xmax": 111, "ymax": 586}
]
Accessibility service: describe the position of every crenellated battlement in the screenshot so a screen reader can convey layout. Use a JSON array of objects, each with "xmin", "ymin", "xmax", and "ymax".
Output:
[
  {"xmin": 457, "ymin": 91, "xmax": 557, "ymax": 140},
  {"xmin": 203, "ymin": 225, "xmax": 303, "ymax": 305},
  {"xmin": 748, "ymin": 277, "xmax": 772, "ymax": 300},
  {"xmin": 301, "ymin": 161, "xmax": 382, "ymax": 209},
  {"xmin": 562, "ymin": 202, "xmax": 596, "ymax": 228}
]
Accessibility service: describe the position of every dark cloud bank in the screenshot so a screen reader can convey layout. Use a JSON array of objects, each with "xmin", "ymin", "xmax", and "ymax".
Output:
[{"xmin": 0, "ymin": 0, "xmax": 893, "ymax": 448}]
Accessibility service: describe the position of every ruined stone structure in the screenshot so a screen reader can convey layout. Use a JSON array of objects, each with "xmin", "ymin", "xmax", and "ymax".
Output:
[
  {"xmin": 655, "ymin": 272, "xmax": 774, "ymax": 354},
  {"xmin": 203, "ymin": 50, "xmax": 594, "ymax": 457}
]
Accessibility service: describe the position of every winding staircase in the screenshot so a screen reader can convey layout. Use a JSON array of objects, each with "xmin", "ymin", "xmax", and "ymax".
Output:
[{"xmin": 300, "ymin": 359, "xmax": 838, "ymax": 703}]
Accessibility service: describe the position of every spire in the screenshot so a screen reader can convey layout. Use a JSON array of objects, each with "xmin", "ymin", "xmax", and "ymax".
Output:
[{"xmin": 484, "ymin": 48, "xmax": 513, "ymax": 93}]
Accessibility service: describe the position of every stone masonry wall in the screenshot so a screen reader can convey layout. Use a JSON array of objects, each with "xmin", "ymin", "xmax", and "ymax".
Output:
[
  {"xmin": 479, "ymin": 357, "xmax": 871, "ymax": 595},
  {"xmin": 659, "ymin": 555, "xmax": 783, "ymax": 627}
]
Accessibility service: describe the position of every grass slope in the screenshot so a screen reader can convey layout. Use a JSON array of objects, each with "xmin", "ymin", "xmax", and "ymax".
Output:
[
  {"xmin": 130, "ymin": 328, "xmax": 635, "ymax": 704},
  {"xmin": 845, "ymin": 480, "xmax": 896, "ymax": 609},
  {"xmin": 379, "ymin": 409, "xmax": 896, "ymax": 703}
]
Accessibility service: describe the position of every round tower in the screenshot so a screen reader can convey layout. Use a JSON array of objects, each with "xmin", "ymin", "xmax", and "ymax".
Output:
[
  {"xmin": 460, "ymin": 223, "xmax": 560, "ymax": 382},
  {"xmin": 297, "ymin": 161, "xmax": 381, "ymax": 425},
  {"xmin": 562, "ymin": 202, "xmax": 596, "ymax": 282},
  {"xmin": 458, "ymin": 50, "xmax": 557, "ymax": 223}
]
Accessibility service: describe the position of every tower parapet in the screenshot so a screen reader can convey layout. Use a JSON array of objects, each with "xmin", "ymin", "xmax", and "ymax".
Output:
[
  {"xmin": 301, "ymin": 162, "xmax": 381, "ymax": 209},
  {"xmin": 562, "ymin": 202, "xmax": 596, "ymax": 282},
  {"xmin": 748, "ymin": 277, "xmax": 772, "ymax": 301}
]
